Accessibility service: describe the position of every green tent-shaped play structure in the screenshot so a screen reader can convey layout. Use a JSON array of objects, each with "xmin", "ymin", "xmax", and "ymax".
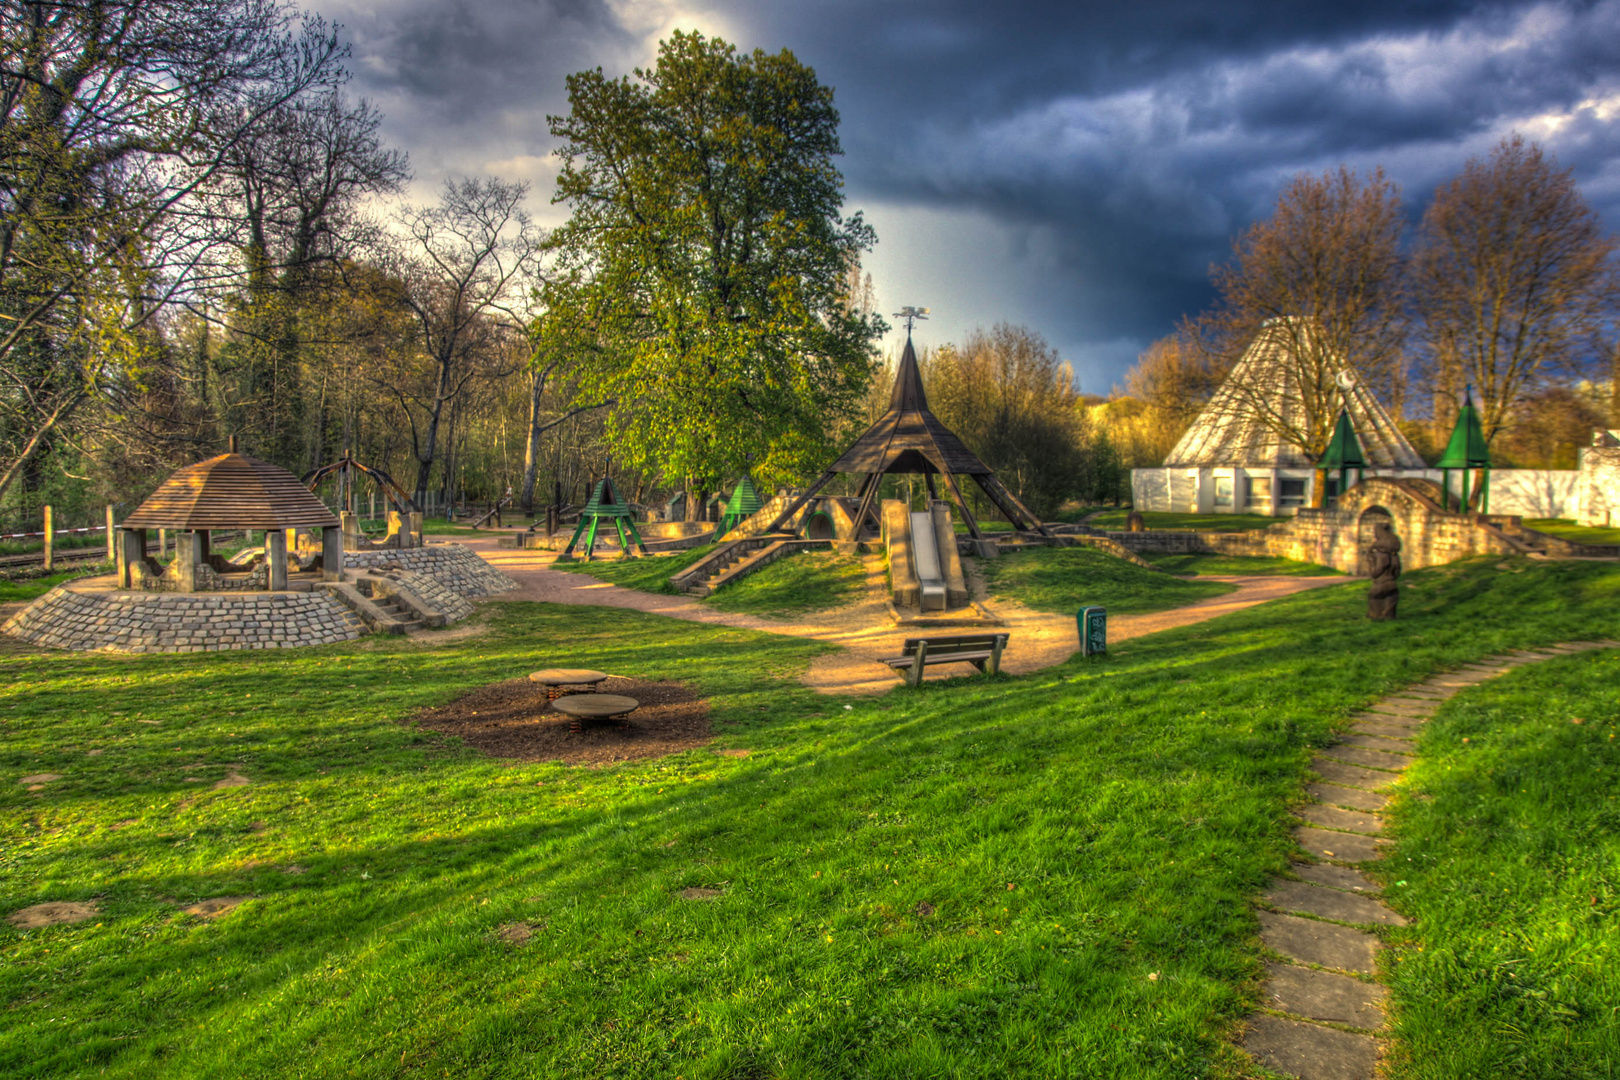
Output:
[
  {"xmin": 1436, "ymin": 388, "xmax": 1491, "ymax": 513},
  {"xmin": 718, "ymin": 476, "xmax": 764, "ymax": 537},
  {"xmin": 1317, "ymin": 408, "xmax": 1367, "ymax": 506},
  {"xmin": 557, "ymin": 477, "xmax": 648, "ymax": 561}
]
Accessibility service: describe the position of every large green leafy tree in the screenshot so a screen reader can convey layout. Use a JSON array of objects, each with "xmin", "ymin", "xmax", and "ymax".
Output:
[{"xmin": 543, "ymin": 31, "xmax": 883, "ymax": 500}]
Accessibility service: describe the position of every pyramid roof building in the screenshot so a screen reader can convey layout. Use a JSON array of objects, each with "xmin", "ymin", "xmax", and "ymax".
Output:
[{"xmin": 1165, "ymin": 322, "xmax": 1424, "ymax": 470}]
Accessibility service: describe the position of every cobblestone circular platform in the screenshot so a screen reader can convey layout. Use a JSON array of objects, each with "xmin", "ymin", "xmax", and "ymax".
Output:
[
  {"xmin": 344, "ymin": 543, "xmax": 518, "ymax": 597},
  {"xmin": 1, "ymin": 582, "xmax": 365, "ymax": 653}
]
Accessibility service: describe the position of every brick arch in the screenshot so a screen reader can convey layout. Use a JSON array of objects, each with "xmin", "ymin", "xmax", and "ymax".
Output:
[{"xmin": 1293, "ymin": 476, "xmax": 1514, "ymax": 573}]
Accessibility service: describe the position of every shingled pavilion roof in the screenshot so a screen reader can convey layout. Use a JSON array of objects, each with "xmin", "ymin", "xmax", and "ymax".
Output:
[
  {"xmin": 123, "ymin": 451, "xmax": 340, "ymax": 530},
  {"xmin": 1165, "ymin": 321, "xmax": 1424, "ymax": 470}
]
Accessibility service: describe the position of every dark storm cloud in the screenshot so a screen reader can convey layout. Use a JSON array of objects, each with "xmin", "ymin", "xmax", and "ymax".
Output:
[{"xmin": 320, "ymin": 0, "xmax": 1620, "ymax": 384}]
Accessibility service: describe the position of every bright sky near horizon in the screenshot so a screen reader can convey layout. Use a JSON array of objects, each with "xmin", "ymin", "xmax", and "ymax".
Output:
[{"xmin": 320, "ymin": 0, "xmax": 1620, "ymax": 391}]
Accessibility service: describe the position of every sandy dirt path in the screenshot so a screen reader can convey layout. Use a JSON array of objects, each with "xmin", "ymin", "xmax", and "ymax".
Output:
[{"xmin": 459, "ymin": 534, "xmax": 1348, "ymax": 695}]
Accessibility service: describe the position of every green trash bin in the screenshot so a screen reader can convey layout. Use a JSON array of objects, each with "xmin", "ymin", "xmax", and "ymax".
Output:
[{"xmin": 1078, "ymin": 606, "xmax": 1106, "ymax": 656}]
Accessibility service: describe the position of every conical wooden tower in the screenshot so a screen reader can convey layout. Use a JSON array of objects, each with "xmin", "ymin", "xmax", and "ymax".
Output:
[{"xmin": 763, "ymin": 336, "xmax": 1048, "ymax": 539}]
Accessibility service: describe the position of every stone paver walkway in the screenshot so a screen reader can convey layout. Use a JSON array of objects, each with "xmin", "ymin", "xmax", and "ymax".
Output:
[
  {"xmin": 1242, "ymin": 639, "xmax": 1620, "ymax": 1080},
  {"xmin": 460, "ymin": 534, "xmax": 1345, "ymax": 694}
]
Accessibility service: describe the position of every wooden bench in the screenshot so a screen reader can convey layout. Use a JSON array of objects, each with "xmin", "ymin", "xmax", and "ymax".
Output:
[{"xmin": 882, "ymin": 633, "xmax": 1009, "ymax": 688}]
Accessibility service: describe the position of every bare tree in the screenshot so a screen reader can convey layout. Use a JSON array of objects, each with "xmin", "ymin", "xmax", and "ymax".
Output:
[
  {"xmin": 0, "ymin": 0, "xmax": 345, "ymax": 502},
  {"xmin": 1194, "ymin": 166, "xmax": 1407, "ymax": 466},
  {"xmin": 381, "ymin": 177, "xmax": 544, "ymax": 505},
  {"xmin": 1411, "ymin": 135, "xmax": 1616, "ymax": 446}
]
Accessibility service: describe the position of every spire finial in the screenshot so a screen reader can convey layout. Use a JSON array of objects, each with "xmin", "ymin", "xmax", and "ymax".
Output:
[{"xmin": 893, "ymin": 306, "xmax": 930, "ymax": 336}]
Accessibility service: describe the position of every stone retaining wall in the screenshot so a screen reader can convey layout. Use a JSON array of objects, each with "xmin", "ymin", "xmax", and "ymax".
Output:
[
  {"xmin": 2, "ymin": 586, "xmax": 365, "ymax": 653},
  {"xmin": 1105, "ymin": 478, "xmax": 1526, "ymax": 573},
  {"xmin": 343, "ymin": 543, "xmax": 517, "ymax": 597}
]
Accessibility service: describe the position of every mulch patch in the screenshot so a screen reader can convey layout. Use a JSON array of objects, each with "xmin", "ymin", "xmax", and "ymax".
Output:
[{"xmin": 411, "ymin": 675, "xmax": 710, "ymax": 766}]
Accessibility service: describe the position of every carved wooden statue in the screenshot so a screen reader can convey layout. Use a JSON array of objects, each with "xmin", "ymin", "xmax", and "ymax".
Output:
[{"xmin": 1366, "ymin": 521, "xmax": 1402, "ymax": 621}]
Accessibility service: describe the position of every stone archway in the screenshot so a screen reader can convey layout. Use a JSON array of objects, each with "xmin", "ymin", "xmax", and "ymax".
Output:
[
  {"xmin": 803, "ymin": 511, "xmax": 836, "ymax": 541},
  {"xmin": 1357, "ymin": 506, "xmax": 1394, "ymax": 576}
]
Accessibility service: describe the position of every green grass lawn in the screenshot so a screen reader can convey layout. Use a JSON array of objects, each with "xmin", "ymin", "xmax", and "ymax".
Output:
[
  {"xmin": 4, "ymin": 559, "xmax": 1619, "ymax": 1078},
  {"xmin": 1381, "ymin": 650, "xmax": 1620, "ymax": 1079},
  {"xmin": 552, "ymin": 545, "xmax": 717, "ymax": 594},
  {"xmin": 980, "ymin": 545, "xmax": 1236, "ymax": 614},
  {"xmin": 1144, "ymin": 553, "xmax": 1343, "ymax": 577},
  {"xmin": 703, "ymin": 551, "xmax": 867, "ymax": 619},
  {"xmin": 1525, "ymin": 518, "xmax": 1620, "ymax": 545},
  {"xmin": 0, "ymin": 565, "xmax": 112, "ymax": 602},
  {"xmin": 555, "ymin": 546, "xmax": 865, "ymax": 620},
  {"xmin": 1087, "ymin": 510, "xmax": 1284, "ymax": 533}
]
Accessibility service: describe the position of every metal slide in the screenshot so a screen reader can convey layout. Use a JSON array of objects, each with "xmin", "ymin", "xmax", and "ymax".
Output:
[{"xmin": 909, "ymin": 511, "xmax": 948, "ymax": 611}]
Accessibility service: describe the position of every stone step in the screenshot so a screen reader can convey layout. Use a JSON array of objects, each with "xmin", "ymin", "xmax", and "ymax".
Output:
[
  {"xmin": 1261, "ymin": 962, "xmax": 1389, "ymax": 1030},
  {"xmin": 1318, "ymin": 744, "xmax": 1409, "ymax": 772},
  {"xmin": 1351, "ymin": 719, "xmax": 1421, "ymax": 739},
  {"xmin": 1306, "ymin": 783, "xmax": 1388, "ymax": 814},
  {"xmin": 1293, "ymin": 862, "xmax": 1381, "ymax": 895},
  {"xmin": 1337, "ymin": 732, "xmax": 1414, "ymax": 754},
  {"xmin": 1295, "ymin": 803, "xmax": 1383, "ymax": 835},
  {"xmin": 1264, "ymin": 879, "xmax": 1405, "ymax": 927},
  {"xmin": 1311, "ymin": 758, "xmax": 1399, "ymax": 791},
  {"xmin": 1295, "ymin": 826, "xmax": 1386, "ymax": 863},
  {"xmin": 1244, "ymin": 1014, "xmax": 1379, "ymax": 1080},
  {"xmin": 1258, "ymin": 911, "xmax": 1378, "ymax": 975}
]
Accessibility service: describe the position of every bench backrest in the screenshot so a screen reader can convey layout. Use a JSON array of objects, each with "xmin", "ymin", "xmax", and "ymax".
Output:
[{"xmin": 901, "ymin": 633, "xmax": 1007, "ymax": 657}]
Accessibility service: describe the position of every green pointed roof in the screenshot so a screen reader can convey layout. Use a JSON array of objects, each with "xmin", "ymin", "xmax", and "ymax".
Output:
[
  {"xmin": 580, "ymin": 477, "xmax": 631, "ymax": 517},
  {"xmin": 1435, "ymin": 390, "xmax": 1491, "ymax": 469},
  {"xmin": 723, "ymin": 475, "xmax": 762, "ymax": 520},
  {"xmin": 1317, "ymin": 408, "xmax": 1367, "ymax": 470}
]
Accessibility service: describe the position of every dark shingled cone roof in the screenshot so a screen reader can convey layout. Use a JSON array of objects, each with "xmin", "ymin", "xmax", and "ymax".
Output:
[
  {"xmin": 828, "ymin": 337, "xmax": 994, "ymax": 476},
  {"xmin": 123, "ymin": 452, "xmax": 340, "ymax": 530}
]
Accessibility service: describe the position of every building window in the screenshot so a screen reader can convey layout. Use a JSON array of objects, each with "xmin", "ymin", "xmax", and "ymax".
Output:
[
  {"xmin": 1245, "ymin": 476, "xmax": 1272, "ymax": 505},
  {"xmin": 1279, "ymin": 478, "xmax": 1307, "ymax": 507},
  {"xmin": 1214, "ymin": 476, "xmax": 1234, "ymax": 507}
]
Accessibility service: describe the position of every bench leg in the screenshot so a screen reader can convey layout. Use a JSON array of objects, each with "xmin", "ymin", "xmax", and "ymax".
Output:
[
  {"xmin": 987, "ymin": 635, "xmax": 1006, "ymax": 677},
  {"xmin": 908, "ymin": 642, "xmax": 929, "ymax": 688}
]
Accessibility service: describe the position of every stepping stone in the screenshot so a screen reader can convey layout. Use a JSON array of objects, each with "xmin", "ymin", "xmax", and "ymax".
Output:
[
  {"xmin": 1311, "ymin": 759, "xmax": 1398, "ymax": 791},
  {"xmin": 1294, "ymin": 862, "xmax": 1381, "ymax": 895},
  {"xmin": 1295, "ymin": 826, "xmax": 1385, "ymax": 863},
  {"xmin": 1351, "ymin": 719, "xmax": 1420, "ymax": 739},
  {"xmin": 1295, "ymin": 804, "xmax": 1383, "ymax": 836},
  {"xmin": 1264, "ymin": 880, "xmax": 1406, "ymax": 927},
  {"xmin": 1261, "ymin": 961, "xmax": 1389, "ymax": 1029},
  {"xmin": 1258, "ymin": 911, "xmax": 1378, "ymax": 974},
  {"xmin": 1245, "ymin": 1012, "xmax": 1381, "ymax": 1080},
  {"xmin": 1368, "ymin": 701, "xmax": 1432, "ymax": 717},
  {"xmin": 1337, "ymin": 733, "xmax": 1413, "ymax": 754},
  {"xmin": 1319, "ymin": 745, "xmax": 1408, "ymax": 772},
  {"xmin": 1306, "ymin": 784, "xmax": 1388, "ymax": 813}
]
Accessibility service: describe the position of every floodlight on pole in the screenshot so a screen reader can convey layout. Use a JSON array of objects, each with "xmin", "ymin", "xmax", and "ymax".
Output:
[{"xmin": 894, "ymin": 306, "xmax": 930, "ymax": 335}]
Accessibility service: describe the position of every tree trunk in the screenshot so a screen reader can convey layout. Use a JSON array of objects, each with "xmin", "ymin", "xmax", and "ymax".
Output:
[{"xmin": 521, "ymin": 368, "xmax": 545, "ymax": 512}]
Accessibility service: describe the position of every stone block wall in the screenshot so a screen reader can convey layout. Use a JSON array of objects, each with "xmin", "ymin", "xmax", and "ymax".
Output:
[
  {"xmin": 382, "ymin": 569, "xmax": 476, "ymax": 622},
  {"xmin": 2, "ymin": 587, "xmax": 365, "ymax": 653},
  {"xmin": 344, "ymin": 543, "xmax": 517, "ymax": 598},
  {"xmin": 1106, "ymin": 478, "xmax": 1525, "ymax": 574}
]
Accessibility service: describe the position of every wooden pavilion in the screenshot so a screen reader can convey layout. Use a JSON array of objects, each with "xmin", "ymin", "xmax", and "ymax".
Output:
[
  {"xmin": 762, "ymin": 335, "xmax": 1049, "ymax": 540},
  {"xmin": 119, "ymin": 438, "xmax": 343, "ymax": 591}
]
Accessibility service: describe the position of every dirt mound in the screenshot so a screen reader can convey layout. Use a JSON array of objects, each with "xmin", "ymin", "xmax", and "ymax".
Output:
[{"xmin": 412, "ymin": 675, "xmax": 710, "ymax": 766}]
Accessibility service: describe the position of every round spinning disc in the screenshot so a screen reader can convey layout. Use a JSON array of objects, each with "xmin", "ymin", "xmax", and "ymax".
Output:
[
  {"xmin": 528, "ymin": 668, "xmax": 610, "ymax": 685},
  {"xmin": 551, "ymin": 694, "xmax": 639, "ymax": 719}
]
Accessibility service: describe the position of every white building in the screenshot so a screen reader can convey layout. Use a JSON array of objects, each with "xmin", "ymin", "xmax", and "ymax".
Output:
[
  {"xmin": 1131, "ymin": 323, "xmax": 1424, "ymax": 516},
  {"xmin": 1129, "ymin": 322, "xmax": 1619, "ymax": 522}
]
